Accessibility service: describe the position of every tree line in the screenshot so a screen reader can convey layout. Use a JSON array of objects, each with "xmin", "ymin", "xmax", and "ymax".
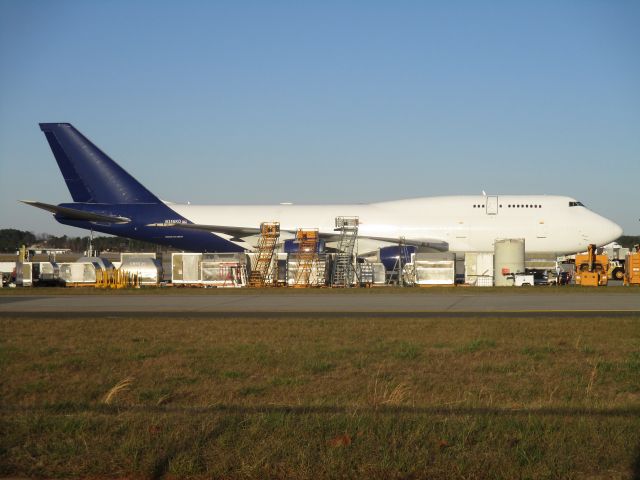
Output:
[
  {"xmin": 0, "ymin": 229, "xmax": 163, "ymax": 253},
  {"xmin": 616, "ymin": 235, "xmax": 640, "ymax": 249}
]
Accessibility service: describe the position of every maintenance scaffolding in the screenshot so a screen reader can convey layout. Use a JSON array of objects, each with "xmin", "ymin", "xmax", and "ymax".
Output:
[
  {"xmin": 291, "ymin": 229, "xmax": 320, "ymax": 287},
  {"xmin": 331, "ymin": 216, "xmax": 359, "ymax": 287},
  {"xmin": 248, "ymin": 222, "xmax": 280, "ymax": 287}
]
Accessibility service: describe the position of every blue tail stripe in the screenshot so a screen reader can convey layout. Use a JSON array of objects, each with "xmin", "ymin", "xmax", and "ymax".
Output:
[
  {"xmin": 39, "ymin": 122, "xmax": 243, "ymax": 252},
  {"xmin": 39, "ymin": 123, "xmax": 160, "ymax": 204},
  {"xmin": 43, "ymin": 131, "xmax": 92, "ymax": 202}
]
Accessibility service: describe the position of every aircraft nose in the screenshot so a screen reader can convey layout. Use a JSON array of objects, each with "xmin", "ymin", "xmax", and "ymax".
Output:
[
  {"xmin": 611, "ymin": 221, "xmax": 623, "ymax": 240},
  {"xmin": 600, "ymin": 218, "xmax": 623, "ymax": 244}
]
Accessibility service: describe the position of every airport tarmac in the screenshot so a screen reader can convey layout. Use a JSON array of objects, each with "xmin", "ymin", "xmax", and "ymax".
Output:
[{"xmin": 1, "ymin": 292, "xmax": 639, "ymax": 314}]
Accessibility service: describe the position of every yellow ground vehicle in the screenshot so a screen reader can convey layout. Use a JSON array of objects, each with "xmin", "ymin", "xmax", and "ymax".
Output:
[
  {"xmin": 601, "ymin": 243, "xmax": 629, "ymax": 280},
  {"xmin": 624, "ymin": 245, "xmax": 640, "ymax": 286},
  {"xmin": 574, "ymin": 244, "xmax": 609, "ymax": 287}
]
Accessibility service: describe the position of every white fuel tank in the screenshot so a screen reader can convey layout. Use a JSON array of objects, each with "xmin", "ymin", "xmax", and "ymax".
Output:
[{"xmin": 494, "ymin": 238, "xmax": 525, "ymax": 286}]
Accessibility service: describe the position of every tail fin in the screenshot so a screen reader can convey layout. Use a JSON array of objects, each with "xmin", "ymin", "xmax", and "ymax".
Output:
[{"xmin": 39, "ymin": 123, "xmax": 161, "ymax": 204}]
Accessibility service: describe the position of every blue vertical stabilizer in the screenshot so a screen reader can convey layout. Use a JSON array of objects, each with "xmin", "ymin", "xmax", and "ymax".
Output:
[{"xmin": 39, "ymin": 123, "xmax": 161, "ymax": 204}]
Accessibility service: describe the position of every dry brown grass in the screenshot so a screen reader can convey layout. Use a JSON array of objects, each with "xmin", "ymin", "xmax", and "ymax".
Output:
[
  {"xmin": 369, "ymin": 369, "xmax": 413, "ymax": 408},
  {"xmin": 1, "ymin": 313, "xmax": 639, "ymax": 478},
  {"xmin": 102, "ymin": 376, "xmax": 134, "ymax": 404}
]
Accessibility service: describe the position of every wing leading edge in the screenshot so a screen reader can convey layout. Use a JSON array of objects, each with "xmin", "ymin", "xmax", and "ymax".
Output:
[{"xmin": 147, "ymin": 222, "xmax": 448, "ymax": 251}]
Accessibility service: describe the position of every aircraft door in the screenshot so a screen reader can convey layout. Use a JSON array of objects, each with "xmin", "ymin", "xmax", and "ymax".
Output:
[
  {"xmin": 486, "ymin": 196, "xmax": 498, "ymax": 215},
  {"xmin": 536, "ymin": 220, "xmax": 548, "ymax": 239}
]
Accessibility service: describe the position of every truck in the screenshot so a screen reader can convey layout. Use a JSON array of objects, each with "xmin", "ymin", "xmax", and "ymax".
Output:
[
  {"xmin": 559, "ymin": 242, "xmax": 627, "ymax": 281},
  {"xmin": 599, "ymin": 242, "xmax": 628, "ymax": 280},
  {"xmin": 574, "ymin": 244, "xmax": 609, "ymax": 287}
]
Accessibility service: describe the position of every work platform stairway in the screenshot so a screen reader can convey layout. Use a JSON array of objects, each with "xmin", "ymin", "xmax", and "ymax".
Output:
[
  {"xmin": 386, "ymin": 236, "xmax": 409, "ymax": 286},
  {"xmin": 292, "ymin": 229, "xmax": 320, "ymax": 287},
  {"xmin": 331, "ymin": 216, "xmax": 359, "ymax": 287},
  {"xmin": 248, "ymin": 222, "xmax": 280, "ymax": 287}
]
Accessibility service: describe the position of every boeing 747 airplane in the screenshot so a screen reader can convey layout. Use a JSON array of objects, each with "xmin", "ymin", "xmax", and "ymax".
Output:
[{"xmin": 23, "ymin": 123, "xmax": 622, "ymax": 255}]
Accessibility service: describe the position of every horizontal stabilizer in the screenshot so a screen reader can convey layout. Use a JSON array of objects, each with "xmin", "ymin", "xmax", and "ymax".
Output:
[{"xmin": 21, "ymin": 201, "xmax": 131, "ymax": 224}]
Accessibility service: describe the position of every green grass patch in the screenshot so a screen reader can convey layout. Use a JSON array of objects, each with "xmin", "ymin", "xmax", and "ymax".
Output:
[
  {"xmin": 521, "ymin": 344, "xmax": 558, "ymax": 360},
  {"xmin": 458, "ymin": 338, "xmax": 497, "ymax": 353},
  {"xmin": 392, "ymin": 341, "xmax": 422, "ymax": 360},
  {"xmin": 238, "ymin": 385, "xmax": 269, "ymax": 397},
  {"xmin": 303, "ymin": 359, "xmax": 336, "ymax": 374}
]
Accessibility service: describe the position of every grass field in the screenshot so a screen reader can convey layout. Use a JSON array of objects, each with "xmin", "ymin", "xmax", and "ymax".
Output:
[{"xmin": 1, "ymin": 313, "xmax": 639, "ymax": 479}]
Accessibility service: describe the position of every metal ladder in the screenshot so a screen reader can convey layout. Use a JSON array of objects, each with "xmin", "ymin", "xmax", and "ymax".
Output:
[
  {"xmin": 386, "ymin": 236, "xmax": 408, "ymax": 286},
  {"xmin": 292, "ymin": 229, "xmax": 319, "ymax": 287},
  {"xmin": 331, "ymin": 216, "xmax": 359, "ymax": 287},
  {"xmin": 248, "ymin": 222, "xmax": 280, "ymax": 287},
  {"xmin": 358, "ymin": 261, "xmax": 374, "ymax": 287}
]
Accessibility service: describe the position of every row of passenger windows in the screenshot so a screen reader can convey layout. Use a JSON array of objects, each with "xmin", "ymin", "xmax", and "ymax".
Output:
[
  {"xmin": 472, "ymin": 201, "xmax": 583, "ymax": 209},
  {"xmin": 472, "ymin": 204, "xmax": 543, "ymax": 209}
]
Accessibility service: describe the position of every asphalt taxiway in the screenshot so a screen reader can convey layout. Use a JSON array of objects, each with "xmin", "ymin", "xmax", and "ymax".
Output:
[{"xmin": 1, "ymin": 292, "xmax": 639, "ymax": 315}]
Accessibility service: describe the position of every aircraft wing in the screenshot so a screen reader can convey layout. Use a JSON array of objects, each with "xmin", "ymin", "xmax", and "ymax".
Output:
[
  {"xmin": 363, "ymin": 236, "xmax": 449, "ymax": 251},
  {"xmin": 21, "ymin": 200, "xmax": 131, "ymax": 224},
  {"xmin": 147, "ymin": 222, "xmax": 262, "ymax": 238},
  {"xmin": 147, "ymin": 222, "xmax": 448, "ymax": 251}
]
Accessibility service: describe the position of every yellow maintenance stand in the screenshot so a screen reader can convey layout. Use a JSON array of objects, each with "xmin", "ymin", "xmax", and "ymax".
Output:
[
  {"xmin": 574, "ymin": 244, "xmax": 609, "ymax": 287},
  {"xmin": 95, "ymin": 269, "xmax": 140, "ymax": 288},
  {"xmin": 248, "ymin": 222, "xmax": 280, "ymax": 287},
  {"xmin": 292, "ymin": 229, "xmax": 319, "ymax": 288}
]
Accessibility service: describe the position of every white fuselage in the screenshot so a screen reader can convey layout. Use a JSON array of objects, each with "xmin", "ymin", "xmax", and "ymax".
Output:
[{"xmin": 169, "ymin": 195, "xmax": 622, "ymax": 255}]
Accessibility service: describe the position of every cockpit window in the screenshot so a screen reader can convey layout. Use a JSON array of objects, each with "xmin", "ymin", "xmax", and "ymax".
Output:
[{"xmin": 569, "ymin": 201, "xmax": 585, "ymax": 207}]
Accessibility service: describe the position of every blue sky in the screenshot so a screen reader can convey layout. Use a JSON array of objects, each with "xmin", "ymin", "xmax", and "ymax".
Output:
[{"xmin": 0, "ymin": 1, "xmax": 638, "ymax": 235}]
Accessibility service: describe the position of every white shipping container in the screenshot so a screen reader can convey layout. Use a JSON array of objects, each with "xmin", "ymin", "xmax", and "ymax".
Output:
[
  {"xmin": 171, "ymin": 252, "xmax": 248, "ymax": 286},
  {"xmin": 59, "ymin": 262, "xmax": 97, "ymax": 284},
  {"xmin": 119, "ymin": 257, "xmax": 162, "ymax": 285},
  {"xmin": 475, "ymin": 276, "xmax": 494, "ymax": 287},
  {"xmin": 34, "ymin": 262, "xmax": 60, "ymax": 284},
  {"xmin": 16, "ymin": 262, "xmax": 32, "ymax": 286},
  {"xmin": 201, "ymin": 261, "xmax": 247, "ymax": 287},
  {"xmin": 77, "ymin": 257, "xmax": 114, "ymax": 271},
  {"xmin": 0, "ymin": 262, "xmax": 16, "ymax": 275},
  {"xmin": 171, "ymin": 253, "xmax": 202, "ymax": 283},
  {"xmin": 0, "ymin": 261, "xmax": 16, "ymax": 286},
  {"xmin": 410, "ymin": 253, "xmax": 456, "ymax": 285},
  {"xmin": 372, "ymin": 262, "xmax": 386, "ymax": 285},
  {"xmin": 464, "ymin": 253, "xmax": 494, "ymax": 285},
  {"xmin": 358, "ymin": 262, "xmax": 386, "ymax": 286},
  {"xmin": 413, "ymin": 260, "xmax": 455, "ymax": 285}
]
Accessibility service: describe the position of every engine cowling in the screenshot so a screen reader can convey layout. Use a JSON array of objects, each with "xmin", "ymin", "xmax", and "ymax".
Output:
[
  {"xmin": 378, "ymin": 245, "xmax": 417, "ymax": 271},
  {"xmin": 283, "ymin": 238, "xmax": 326, "ymax": 253}
]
